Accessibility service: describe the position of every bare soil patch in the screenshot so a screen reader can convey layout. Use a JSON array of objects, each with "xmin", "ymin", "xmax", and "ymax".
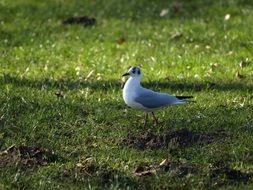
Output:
[
  {"xmin": 0, "ymin": 145, "xmax": 57, "ymax": 168},
  {"xmin": 122, "ymin": 128, "xmax": 227, "ymax": 150},
  {"xmin": 62, "ymin": 157, "xmax": 137, "ymax": 187},
  {"xmin": 133, "ymin": 158, "xmax": 197, "ymax": 177}
]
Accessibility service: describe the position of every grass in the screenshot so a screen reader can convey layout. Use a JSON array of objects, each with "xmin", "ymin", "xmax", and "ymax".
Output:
[{"xmin": 1, "ymin": 0, "xmax": 253, "ymax": 189}]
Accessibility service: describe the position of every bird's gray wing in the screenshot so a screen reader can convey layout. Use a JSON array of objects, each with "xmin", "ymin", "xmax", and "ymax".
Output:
[{"xmin": 134, "ymin": 89, "xmax": 180, "ymax": 109}]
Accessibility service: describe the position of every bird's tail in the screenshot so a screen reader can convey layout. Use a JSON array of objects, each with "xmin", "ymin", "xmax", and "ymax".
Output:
[
  {"xmin": 176, "ymin": 96, "xmax": 193, "ymax": 100},
  {"xmin": 175, "ymin": 96, "xmax": 194, "ymax": 104}
]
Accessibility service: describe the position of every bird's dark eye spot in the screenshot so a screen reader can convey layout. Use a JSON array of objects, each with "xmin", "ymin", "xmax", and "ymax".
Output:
[{"xmin": 132, "ymin": 67, "xmax": 136, "ymax": 74}]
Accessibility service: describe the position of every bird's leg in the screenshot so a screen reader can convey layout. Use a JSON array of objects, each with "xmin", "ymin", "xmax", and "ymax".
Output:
[
  {"xmin": 143, "ymin": 112, "xmax": 148, "ymax": 127},
  {"xmin": 151, "ymin": 112, "xmax": 159, "ymax": 126}
]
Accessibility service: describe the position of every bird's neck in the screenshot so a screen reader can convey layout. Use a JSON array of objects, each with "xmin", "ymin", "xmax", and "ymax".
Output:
[{"xmin": 124, "ymin": 76, "xmax": 141, "ymax": 91}]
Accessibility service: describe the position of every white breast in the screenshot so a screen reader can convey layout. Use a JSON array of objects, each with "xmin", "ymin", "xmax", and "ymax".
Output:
[{"xmin": 123, "ymin": 77, "xmax": 146, "ymax": 110}]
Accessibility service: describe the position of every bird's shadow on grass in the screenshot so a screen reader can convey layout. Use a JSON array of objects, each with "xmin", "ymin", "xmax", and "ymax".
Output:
[{"xmin": 1, "ymin": 74, "xmax": 253, "ymax": 93}]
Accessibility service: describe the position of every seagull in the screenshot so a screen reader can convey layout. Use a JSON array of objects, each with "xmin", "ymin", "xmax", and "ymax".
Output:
[{"xmin": 122, "ymin": 66, "xmax": 193, "ymax": 126}]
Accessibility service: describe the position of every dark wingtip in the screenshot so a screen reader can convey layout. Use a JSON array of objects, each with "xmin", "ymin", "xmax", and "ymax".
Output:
[{"xmin": 176, "ymin": 96, "xmax": 194, "ymax": 100}]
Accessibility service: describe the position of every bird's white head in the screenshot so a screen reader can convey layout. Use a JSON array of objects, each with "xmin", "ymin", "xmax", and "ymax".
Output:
[{"xmin": 122, "ymin": 66, "xmax": 141, "ymax": 78}]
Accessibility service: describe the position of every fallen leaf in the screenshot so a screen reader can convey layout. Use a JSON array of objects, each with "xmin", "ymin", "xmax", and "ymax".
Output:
[
  {"xmin": 224, "ymin": 14, "xmax": 230, "ymax": 21},
  {"xmin": 160, "ymin": 9, "xmax": 169, "ymax": 17},
  {"xmin": 133, "ymin": 158, "xmax": 197, "ymax": 177},
  {"xmin": 85, "ymin": 70, "xmax": 94, "ymax": 81},
  {"xmin": 205, "ymin": 45, "xmax": 211, "ymax": 49},
  {"xmin": 96, "ymin": 73, "xmax": 102, "ymax": 81},
  {"xmin": 76, "ymin": 163, "xmax": 83, "ymax": 168},
  {"xmin": 116, "ymin": 37, "xmax": 126, "ymax": 45},
  {"xmin": 227, "ymin": 51, "xmax": 233, "ymax": 55},
  {"xmin": 159, "ymin": 158, "xmax": 171, "ymax": 166},
  {"xmin": 170, "ymin": 32, "xmax": 183, "ymax": 40}
]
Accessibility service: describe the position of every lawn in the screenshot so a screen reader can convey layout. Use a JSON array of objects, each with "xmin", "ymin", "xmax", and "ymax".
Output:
[{"xmin": 1, "ymin": 0, "xmax": 253, "ymax": 189}]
